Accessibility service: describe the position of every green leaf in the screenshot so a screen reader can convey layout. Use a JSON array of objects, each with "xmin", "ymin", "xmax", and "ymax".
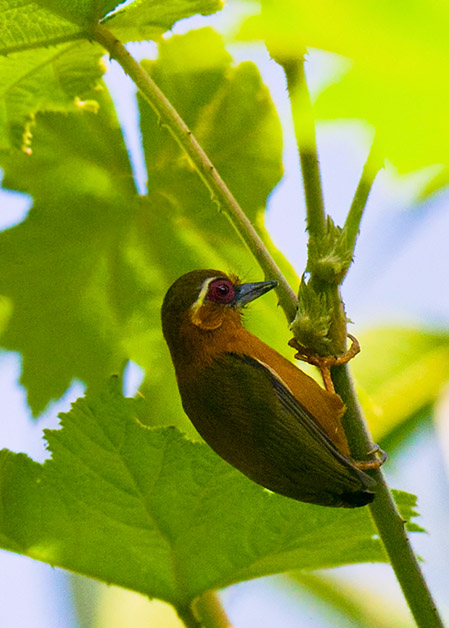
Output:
[
  {"xmin": 0, "ymin": 0, "xmax": 129, "ymax": 41},
  {"xmin": 0, "ymin": 89, "xmax": 140, "ymax": 414},
  {"xmin": 351, "ymin": 328, "xmax": 449, "ymax": 440},
  {"xmin": 0, "ymin": 0, "xmax": 223, "ymax": 150},
  {"xmin": 106, "ymin": 0, "xmax": 224, "ymax": 43},
  {"xmin": 0, "ymin": 0, "xmax": 108, "ymax": 150},
  {"xmin": 0, "ymin": 0, "xmax": 123, "ymax": 57},
  {"xmin": 0, "ymin": 30, "xmax": 291, "ymax": 417},
  {"xmin": 0, "ymin": 381, "xmax": 420, "ymax": 606},
  {"xmin": 1, "ymin": 0, "xmax": 223, "ymax": 54},
  {"xmin": 142, "ymin": 28, "xmax": 283, "ymax": 228},
  {"xmin": 242, "ymin": 0, "xmax": 449, "ymax": 187},
  {"xmin": 0, "ymin": 0, "xmax": 85, "ymax": 54},
  {"xmin": 38, "ymin": 0, "xmax": 123, "ymax": 25},
  {"xmin": 138, "ymin": 28, "xmax": 295, "ymax": 349},
  {"xmin": 0, "ymin": 42, "xmax": 105, "ymax": 150}
]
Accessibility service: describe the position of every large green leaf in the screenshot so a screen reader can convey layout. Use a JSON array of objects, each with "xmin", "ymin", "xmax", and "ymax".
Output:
[
  {"xmin": 105, "ymin": 0, "xmax": 223, "ymax": 43},
  {"xmin": 0, "ymin": 0, "xmax": 223, "ymax": 149},
  {"xmin": 0, "ymin": 0, "xmax": 88, "ymax": 53},
  {"xmin": 138, "ymin": 28, "xmax": 295, "ymax": 351},
  {"xmin": 241, "ymin": 0, "xmax": 449, "ymax": 191},
  {"xmin": 0, "ymin": 0, "xmax": 223, "ymax": 54},
  {"xmin": 142, "ymin": 28, "xmax": 283, "ymax": 227},
  {"xmin": 0, "ymin": 380, "xmax": 420, "ymax": 607},
  {"xmin": 131, "ymin": 28, "xmax": 293, "ymax": 424},
  {"xmin": 0, "ymin": 43, "xmax": 105, "ymax": 150},
  {"xmin": 0, "ymin": 89, "xmax": 142, "ymax": 413},
  {"xmin": 0, "ymin": 30, "xmax": 290, "ymax": 416},
  {"xmin": 0, "ymin": 0, "xmax": 219, "ymax": 50}
]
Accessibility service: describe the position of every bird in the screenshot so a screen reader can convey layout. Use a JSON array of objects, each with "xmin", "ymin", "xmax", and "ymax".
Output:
[{"xmin": 161, "ymin": 269, "xmax": 377, "ymax": 508}]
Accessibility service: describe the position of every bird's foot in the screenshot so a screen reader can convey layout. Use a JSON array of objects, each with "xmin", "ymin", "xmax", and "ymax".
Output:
[
  {"xmin": 288, "ymin": 334, "xmax": 360, "ymax": 393},
  {"xmin": 353, "ymin": 444, "xmax": 387, "ymax": 470}
]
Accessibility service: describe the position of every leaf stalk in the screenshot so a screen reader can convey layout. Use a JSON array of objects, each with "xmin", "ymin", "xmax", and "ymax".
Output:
[{"xmin": 195, "ymin": 591, "xmax": 234, "ymax": 628}]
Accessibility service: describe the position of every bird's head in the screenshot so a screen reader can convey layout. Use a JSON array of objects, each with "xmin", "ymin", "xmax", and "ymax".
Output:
[{"xmin": 161, "ymin": 269, "xmax": 277, "ymax": 349}]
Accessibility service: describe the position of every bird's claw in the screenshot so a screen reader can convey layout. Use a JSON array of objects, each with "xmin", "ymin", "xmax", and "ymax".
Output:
[
  {"xmin": 288, "ymin": 334, "xmax": 360, "ymax": 392},
  {"xmin": 288, "ymin": 334, "xmax": 360, "ymax": 367},
  {"xmin": 353, "ymin": 444, "xmax": 387, "ymax": 471}
]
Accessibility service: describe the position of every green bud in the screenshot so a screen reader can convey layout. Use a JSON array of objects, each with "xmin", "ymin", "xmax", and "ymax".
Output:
[
  {"xmin": 307, "ymin": 217, "xmax": 354, "ymax": 286},
  {"xmin": 290, "ymin": 279, "xmax": 333, "ymax": 356}
]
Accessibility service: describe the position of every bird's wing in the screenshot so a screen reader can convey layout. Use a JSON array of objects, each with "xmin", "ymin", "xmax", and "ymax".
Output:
[{"xmin": 181, "ymin": 352, "xmax": 375, "ymax": 507}]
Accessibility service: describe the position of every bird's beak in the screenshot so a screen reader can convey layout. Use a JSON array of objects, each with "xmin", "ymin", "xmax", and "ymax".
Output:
[{"xmin": 234, "ymin": 280, "xmax": 278, "ymax": 307}]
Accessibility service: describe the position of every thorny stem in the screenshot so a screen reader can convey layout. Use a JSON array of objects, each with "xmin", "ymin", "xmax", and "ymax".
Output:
[
  {"xmin": 92, "ymin": 24, "xmax": 297, "ymax": 323},
  {"xmin": 282, "ymin": 56, "xmax": 347, "ymax": 354},
  {"xmin": 332, "ymin": 365, "xmax": 444, "ymax": 628},
  {"xmin": 271, "ymin": 50, "xmax": 443, "ymax": 628},
  {"xmin": 93, "ymin": 25, "xmax": 444, "ymax": 628}
]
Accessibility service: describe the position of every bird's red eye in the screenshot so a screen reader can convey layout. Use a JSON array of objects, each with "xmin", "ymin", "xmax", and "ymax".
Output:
[{"xmin": 207, "ymin": 279, "xmax": 235, "ymax": 304}]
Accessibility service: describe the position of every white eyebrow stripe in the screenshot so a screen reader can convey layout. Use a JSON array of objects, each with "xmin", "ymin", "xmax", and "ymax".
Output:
[{"xmin": 190, "ymin": 276, "xmax": 218, "ymax": 314}]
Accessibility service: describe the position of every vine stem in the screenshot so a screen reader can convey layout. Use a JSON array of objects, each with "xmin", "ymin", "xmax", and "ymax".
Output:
[
  {"xmin": 271, "ymin": 50, "xmax": 443, "ymax": 627},
  {"xmin": 92, "ymin": 25, "xmax": 444, "ymax": 628},
  {"xmin": 344, "ymin": 138, "xmax": 383, "ymax": 251},
  {"xmin": 282, "ymin": 56, "xmax": 348, "ymax": 354},
  {"xmin": 280, "ymin": 57, "xmax": 326, "ymax": 240},
  {"xmin": 92, "ymin": 24, "xmax": 297, "ymax": 322},
  {"xmin": 332, "ymin": 365, "xmax": 444, "ymax": 628}
]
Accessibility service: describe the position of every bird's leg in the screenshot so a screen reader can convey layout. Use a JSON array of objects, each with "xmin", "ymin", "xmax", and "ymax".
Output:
[
  {"xmin": 288, "ymin": 334, "xmax": 361, "ymax": 393},
  {"xmin": 353, "ymin": 444, "xmax": 387, "ymax": 470},
  {"xmin": 289, "ymin": 333, "xmax": 386, "ymax": 469}
]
